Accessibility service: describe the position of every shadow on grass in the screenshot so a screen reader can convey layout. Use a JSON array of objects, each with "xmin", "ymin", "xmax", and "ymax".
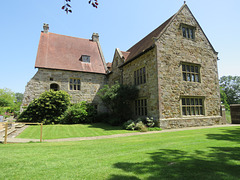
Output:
[
  {"xmin": 109, "ymin": 128, "xmax": 240, "ymax": 179},
  {"xmin": 87, "ymin": 123, "xmax": 125, "ymax": 131},
  {"xmin": 108, "ymin": 147, "xmax": 240, "ymax": 180},
  {"xmin": 207, "ymin": 128, "xmax": 240, "ymax": 143}
]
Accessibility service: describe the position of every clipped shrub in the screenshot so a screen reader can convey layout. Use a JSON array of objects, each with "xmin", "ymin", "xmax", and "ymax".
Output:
[
  {"xmin": 60, "ymin": 101, "xmax": 97, "ymax": 124},
  {"xmin": 18, "ymin": 90, "xmax": 70, "ymax": 124}
]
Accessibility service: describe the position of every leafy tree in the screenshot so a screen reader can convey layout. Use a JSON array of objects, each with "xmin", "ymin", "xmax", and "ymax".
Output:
[
  {"xmin": 98, "ymin": 83, "xmax": 139, "ymax": 122},
  {"xmin": 220, "ymin": 87, "xmax": 230, "ymax": 110},
  {"xmin": 0, "ymin": 89, "xmax": 23, "ymax": 117},
  {"xmin": 15, "ymin": 93, "xmax": 24, "ymax": 103},
  {"xmin": 18, "ymin": 90, "xmax": 71, "ymax": 124},
  {"xmin": 0, "ymin": 88, "xmax": 16, "ymax": 107},
  {"xmin": 219, "ymin": 76, "xmax": 240, "ymax": 105}
]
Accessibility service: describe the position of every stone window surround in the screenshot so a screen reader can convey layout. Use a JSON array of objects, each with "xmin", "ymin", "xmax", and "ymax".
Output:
[
  {"xmin": 134, "ymin": 66, "xmax": 146, "ymax": 86},
  {"xmin": 180, "ymin": 96, "xmax": 205, "ymax": 117},
  {"xmin": 135, "ymin": 98, "xmax": 148, "ymax": 116},
  {"xmin": 69, "ymin": 78, "xmax": 81, "ymax": 91},
  {"xmin": 181, "ymin": 62, "xmax": 201, "ymax": 83},
  {"xmin": 180, "ymin": 23, "xmax": 196, "ymax": 40}
]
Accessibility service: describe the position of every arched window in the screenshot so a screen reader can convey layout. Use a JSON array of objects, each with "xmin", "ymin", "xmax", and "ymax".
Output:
[{"xmin": 50, "ymin": 83, "xmax": 59, "ymax": 91}]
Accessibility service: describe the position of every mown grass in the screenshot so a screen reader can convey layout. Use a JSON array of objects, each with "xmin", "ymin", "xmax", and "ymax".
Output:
[
  {"xmin": 17, "ymin": 123, "xmax": 133, "ymax": 139},
  {"xmin": 1, "ymin": 126, "xmax": 240, "ymax": 179}
]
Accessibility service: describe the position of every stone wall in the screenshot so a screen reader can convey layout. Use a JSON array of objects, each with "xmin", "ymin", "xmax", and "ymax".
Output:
[
  {"xmin": 154, "ymin": 6, "xmax": 221, "ymax": 128},
  {"xmin": 108, "ymin": 49, "xmax": 124, "ymax": 85},
  {"xmin": 160, "ymin": 116, "xmax": 223, "ymax": 129},
  {"xmin": 122, "ymin": 48, "xmax": 159, "ymax": 119},
  {"xmin": 21, "ymin": 68, "xmax": 107, "ymax": 113}
]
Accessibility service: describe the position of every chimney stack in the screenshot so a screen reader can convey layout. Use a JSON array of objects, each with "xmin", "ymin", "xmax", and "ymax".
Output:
[
  {"xmin": 92, "ymin": 32, "xmax": 99, "ymax": 42},
  {"xmin": 43, "ymin": 23, "xmax": 49, "ymax": 33}
]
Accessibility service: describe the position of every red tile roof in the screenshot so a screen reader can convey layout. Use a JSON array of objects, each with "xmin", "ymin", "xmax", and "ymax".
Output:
[
  {"xmin": 106, "ymin": 62, "xmax": 112, "ymax": 68},
  {"xmin": 35, "ymin": 32, "xmax": 106, "ymax": 74},
  {"xmin": 122, "ymin": 4, "xmax": 218, "ymax": 63},
  {"xmin": 106, "ymin": 62, "xmax": 112, "ymax": 71},
  {"xmin": 125, "ymin": 15, "xmax": 175, "ymax": 62},
  {"xmin": 120, "ymin": 51, "xmax": 130, "ymax": 61}
]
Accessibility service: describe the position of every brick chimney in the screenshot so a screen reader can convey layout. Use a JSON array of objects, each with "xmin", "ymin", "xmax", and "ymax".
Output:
[
  {"xmin": 43, "ymin": 23, "xmax": 49, "ymax": 33},
  {"xmin": 92, "ymin": 32, "xmax": 99, "ymax": 42}
]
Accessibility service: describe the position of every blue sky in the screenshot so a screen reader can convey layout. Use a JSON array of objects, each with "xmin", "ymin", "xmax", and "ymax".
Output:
[{"xmin": 0, "ymin": 0, "xmax": 239, "ymax": 93}]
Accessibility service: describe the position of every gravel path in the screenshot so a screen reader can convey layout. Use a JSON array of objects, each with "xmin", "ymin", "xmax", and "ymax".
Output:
[{"xmin": 1, "ymin": 124, "xmax": 240, "ymax": 143}]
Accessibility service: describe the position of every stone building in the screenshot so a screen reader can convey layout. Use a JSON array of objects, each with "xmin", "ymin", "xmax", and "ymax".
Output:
[
  {"xmin": 108, "ymin": 3, "xmax": 225, "ymax": 128},
  {"xmin": 21, "ymin": 24, "xmax": 108, "ymax": 113},
  {"xmin": 22, "ymin": 4, "xmax": 225, "ymax": 128}
]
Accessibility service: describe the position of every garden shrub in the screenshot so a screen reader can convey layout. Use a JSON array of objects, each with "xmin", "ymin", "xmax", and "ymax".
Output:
[
  {"xmin": 123, "ymin": 120, "xmax": 135, "ymax": 130},
  {"xmin": 107, "ymin": 116, "xmax": 122, "ymax": 126},
  {"xmin": 145, "ymin": 117, "xmax": 156, "ymax": 127},
  {"xmin": 135, "ymin": 121, "xmax": 148, "ymax": 132},
  {"xmin": 95, "ymin": 112, "xmax": 109, "ymax": 123},
  {"xmin": 98, "ymin": 83, "xmax": 139, "ymax": 124},
  {"xmin": 123, "ymin": 117, "xmax": 160, "ymax": 132},
  {"xmin": 60, "ymin": 101, "xmax": 97, "ymax": 124},
  {"xmin": 18, "ymin": 90, "xmax": 70, "ymax": 124}
]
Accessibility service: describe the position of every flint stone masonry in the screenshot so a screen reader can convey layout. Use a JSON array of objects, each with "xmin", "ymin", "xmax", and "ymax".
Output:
[{"xmin": 21, "ymin": 68, "xmax": 107, "ymax": 113}]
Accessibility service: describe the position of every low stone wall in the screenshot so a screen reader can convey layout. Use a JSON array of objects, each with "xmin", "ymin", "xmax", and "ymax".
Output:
[
  {"xmin": 160, "ymin": 116, "xmax": 224, "ymax": 129},
  {"xmin": 230, "ymin": 104, "xmax": 240, "ymax": 124}
]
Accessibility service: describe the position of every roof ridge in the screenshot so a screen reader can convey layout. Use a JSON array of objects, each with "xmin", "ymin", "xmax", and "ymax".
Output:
[
  {"xmin": 127, "ymin": 15, "xmax": 174, "ymax": 52},
  {"xmin": 47, "ymin": 32, "xmax": 93, "ymax": 42},
  {"xmin": 125, "ymin": 14, "xmax": 175, "ymax": 62}
]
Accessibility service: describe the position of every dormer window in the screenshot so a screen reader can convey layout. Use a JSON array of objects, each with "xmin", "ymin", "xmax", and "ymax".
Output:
[
  {"xmin": 181, "ymin": 24, "xmax": 195, "ymax": 40},
  {"xmin": 80, "ymin": 55, "xmax": 90, "ymax": 63}
]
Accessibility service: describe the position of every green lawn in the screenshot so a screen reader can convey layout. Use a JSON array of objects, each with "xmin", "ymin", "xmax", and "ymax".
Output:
[
  {"xmin": 1, "ymin": 126, "xmax": 240, "ymax": 179},
  {"xmin": 17, "ymin": 123, "xmax": 133, "ymax": 139}
]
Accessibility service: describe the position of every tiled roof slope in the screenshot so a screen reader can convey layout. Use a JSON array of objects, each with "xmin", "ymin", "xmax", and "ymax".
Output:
[
  {"xmin": 120, "ymin": 51, "xmax": 130, "ymax": 61},
  {"xmin": 35, "ymin": 32, "xmax": 106, "ymax": 74},
  {"xmin": 106, "ymin": 62, "xmax": 112, "ymax": 71},
  {"xmin": 125, "ymin": 15, "xmax": 175, "ymax": 62}
]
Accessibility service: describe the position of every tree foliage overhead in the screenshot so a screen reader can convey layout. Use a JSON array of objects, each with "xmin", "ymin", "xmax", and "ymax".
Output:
[
  {"xmin": 62, "ymin": 0, "xmax": 99, "ymax": 13},
  {"xmin": 219, "ymin": 76, "xmax": 240, "ymax": 105},
  {"xmin": 98, "ymin": 83, "xmax": 139, "ymax": 122}
]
